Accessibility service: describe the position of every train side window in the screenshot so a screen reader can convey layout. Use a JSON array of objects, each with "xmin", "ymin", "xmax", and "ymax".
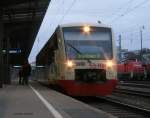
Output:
[
  {"xmin": 58, "ymin": 38, "xmax": 62, "ymax": 49},
  {"xmin": 50, "ymin": 63, "xmax": 55, "ymax": 73},
  {"xmin": 54, "ymin": 33, "xmax": 58, "ymax": 50}
]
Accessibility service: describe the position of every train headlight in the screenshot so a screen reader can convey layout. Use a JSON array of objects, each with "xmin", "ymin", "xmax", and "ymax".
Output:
[
  {"xmin": 106, "ymin": 61, "xmax": 114, "ymax": 67},
  {"xmin": 66, "ymin": 60, "xmax": 75, "ymax": 68},
  {"xmin": 83, "ymin": 25, "xmax": 91, "ymax": 33}
]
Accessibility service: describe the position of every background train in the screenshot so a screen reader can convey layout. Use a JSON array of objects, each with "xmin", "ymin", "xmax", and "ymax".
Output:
[
  {"xmin": 35, "ymin": 23, "xmax": 118, "ymax": 96},
  {"xmin": 117, "ymin": 53, "xmax": 150, "ymax": 81},
  {"xmin": 145, "ymin": 64, "xmax": 150, "ymax": 79},
  {"xmin": 117, "ymin": 60, "xmax": 145, "ymax": 80}
]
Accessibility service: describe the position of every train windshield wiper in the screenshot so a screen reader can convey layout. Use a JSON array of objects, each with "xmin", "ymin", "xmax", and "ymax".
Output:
[
  {"xmin": 66, "ymin": 42, "xmax": 91, "ymax": 63},
  {"xmin": 66, "ymin": 42, "xmax": 82, "ymax": 54}
]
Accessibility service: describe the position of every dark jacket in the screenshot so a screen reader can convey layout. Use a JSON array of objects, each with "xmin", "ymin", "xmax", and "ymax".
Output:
[{"xmin": 22, "ymin": 64, "xmax": 31, "ymax": 77}]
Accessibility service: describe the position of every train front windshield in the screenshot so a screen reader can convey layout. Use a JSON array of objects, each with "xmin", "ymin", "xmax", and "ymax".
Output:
[{"xmin": 63, "ymin": 27, "xmax": 113, "ymax": 60}]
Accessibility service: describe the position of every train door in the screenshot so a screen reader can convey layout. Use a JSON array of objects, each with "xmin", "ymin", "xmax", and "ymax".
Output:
[
  {"xmin": 47, "ymin": 31, "xmax": 60, "ymax": 81},
  {"xmin": 54, "ymin": 30, "xmax": 66, "ymax": 80}
]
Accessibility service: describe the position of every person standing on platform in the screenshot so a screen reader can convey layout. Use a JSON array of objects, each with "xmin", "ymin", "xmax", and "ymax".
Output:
[
  {"xmin": 22, "ymin": 61, "xmax": 31, "ymax": 85},
  {"xmin": 18, "ymin": 69, "xmax": 23, "ymax": 85}
]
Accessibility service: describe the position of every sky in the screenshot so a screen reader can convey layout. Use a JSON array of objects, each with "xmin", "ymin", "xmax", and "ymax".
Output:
[{"xmin": 28, "ymin": 0, "xmax": 150, "ymax": 63}]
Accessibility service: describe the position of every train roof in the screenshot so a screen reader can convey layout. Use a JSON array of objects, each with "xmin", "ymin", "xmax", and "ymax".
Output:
[{"xmin": 59, "ymin": 22, "xmax": 111, "ymax": 29}]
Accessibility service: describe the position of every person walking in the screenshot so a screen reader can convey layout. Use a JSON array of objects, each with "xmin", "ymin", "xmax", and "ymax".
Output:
[{"xmin": 22, "ymin": 61, "xmax": 31, "ymax": 85}]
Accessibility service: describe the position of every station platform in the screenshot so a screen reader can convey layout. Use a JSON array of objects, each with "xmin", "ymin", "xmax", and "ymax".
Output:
[{"xmin": 0, "ymin": 79, "xmax": 116, "ymax": 118}]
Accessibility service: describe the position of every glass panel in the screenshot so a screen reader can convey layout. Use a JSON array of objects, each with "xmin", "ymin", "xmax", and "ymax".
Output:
[{"xmin": 63, "ymin": 27, "xmax": 113, "ymax": 60}]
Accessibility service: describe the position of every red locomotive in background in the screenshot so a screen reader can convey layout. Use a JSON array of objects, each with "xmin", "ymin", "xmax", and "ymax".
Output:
[
  {"xmin": 143, "ymin": 63, "xmax": 150, "ymax": 80},
  {"xmin": 117, "ymin": 49, "xmax": 150, "ymax": 81},
  {"xmin": 117, "ymin": 60, "xmax": 145, "ymax": 80}
]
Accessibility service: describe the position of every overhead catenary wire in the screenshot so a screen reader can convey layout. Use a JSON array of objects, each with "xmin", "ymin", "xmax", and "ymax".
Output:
[
  {"xmin": 29, "ymin": 0, "xmax": 150, "ymax": 63},
  {"xmin": 109, "ymin": 0, "xmax": 149, "ymax": 24},
  {"xmin": 115, "ymin": 33, "xmax": 149, "ymax": 40},
  {"xmin": 58, "ymin": 0, "xmax": 77, "ymax": 24},
  {"xmin": 107, "ymin": 0, "xmax": 134, "ymax": 23},
  {"xmin": 59, "ymin": 0, "xmax": 150, "ymax": 50},
  {"xmin": 30, "ymin": 0, "xmax": 77, "ymax": 59},
  {"xmin": 115, "ymin": 23, "xmax": 150, "ymax": 35}
]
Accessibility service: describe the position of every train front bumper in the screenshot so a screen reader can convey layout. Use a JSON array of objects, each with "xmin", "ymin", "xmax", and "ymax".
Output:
[{"xmin": 57, "ymin": 79, "xmax": 118, "ymax": 96}]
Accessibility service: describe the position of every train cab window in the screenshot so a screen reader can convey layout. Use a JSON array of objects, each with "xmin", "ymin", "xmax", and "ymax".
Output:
[{"xmin": 63, "ymin": 27, "xmax": 113, "ymax": 60}]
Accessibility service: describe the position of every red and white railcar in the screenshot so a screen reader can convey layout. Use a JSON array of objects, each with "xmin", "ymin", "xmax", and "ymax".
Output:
[{"xmin": 36, "ymin": 23, "xmax": 118, "ymax": 96}]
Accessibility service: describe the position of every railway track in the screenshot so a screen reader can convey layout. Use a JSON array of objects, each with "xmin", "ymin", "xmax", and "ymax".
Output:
[
  {"xmin": 98, "ymin": 96, "xmax": 150, "ymax": 118},
  {"xmin": 119, "ymin": 81, "xmax": 150, "ymax": 85},
  {"xmin": 76, "ymin": 96, "xmax": 150, "ymax": 118},
  {"xmin": 75, "ymin": 81, "xmax": 150, "ymax": 118},
  {"xmin": 119, "ymin": 82, "xmax": 150, "ymax": 88},
  {"xmin": 114, "ymin": 87, "xmax": 150, "ymax": 98},
  {"xmin": 40, "ymin": 80, "xmax": 150, "ymax": 117},
  {"xmin": 115, "ymin": 81, "xmax": 150, "ymax": 97}
]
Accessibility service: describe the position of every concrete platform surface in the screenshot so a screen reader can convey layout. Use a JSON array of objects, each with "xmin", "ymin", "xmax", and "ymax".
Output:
[{"xmin": 0, "ymin": 80, "xmax": 116, "ymax": 118}]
